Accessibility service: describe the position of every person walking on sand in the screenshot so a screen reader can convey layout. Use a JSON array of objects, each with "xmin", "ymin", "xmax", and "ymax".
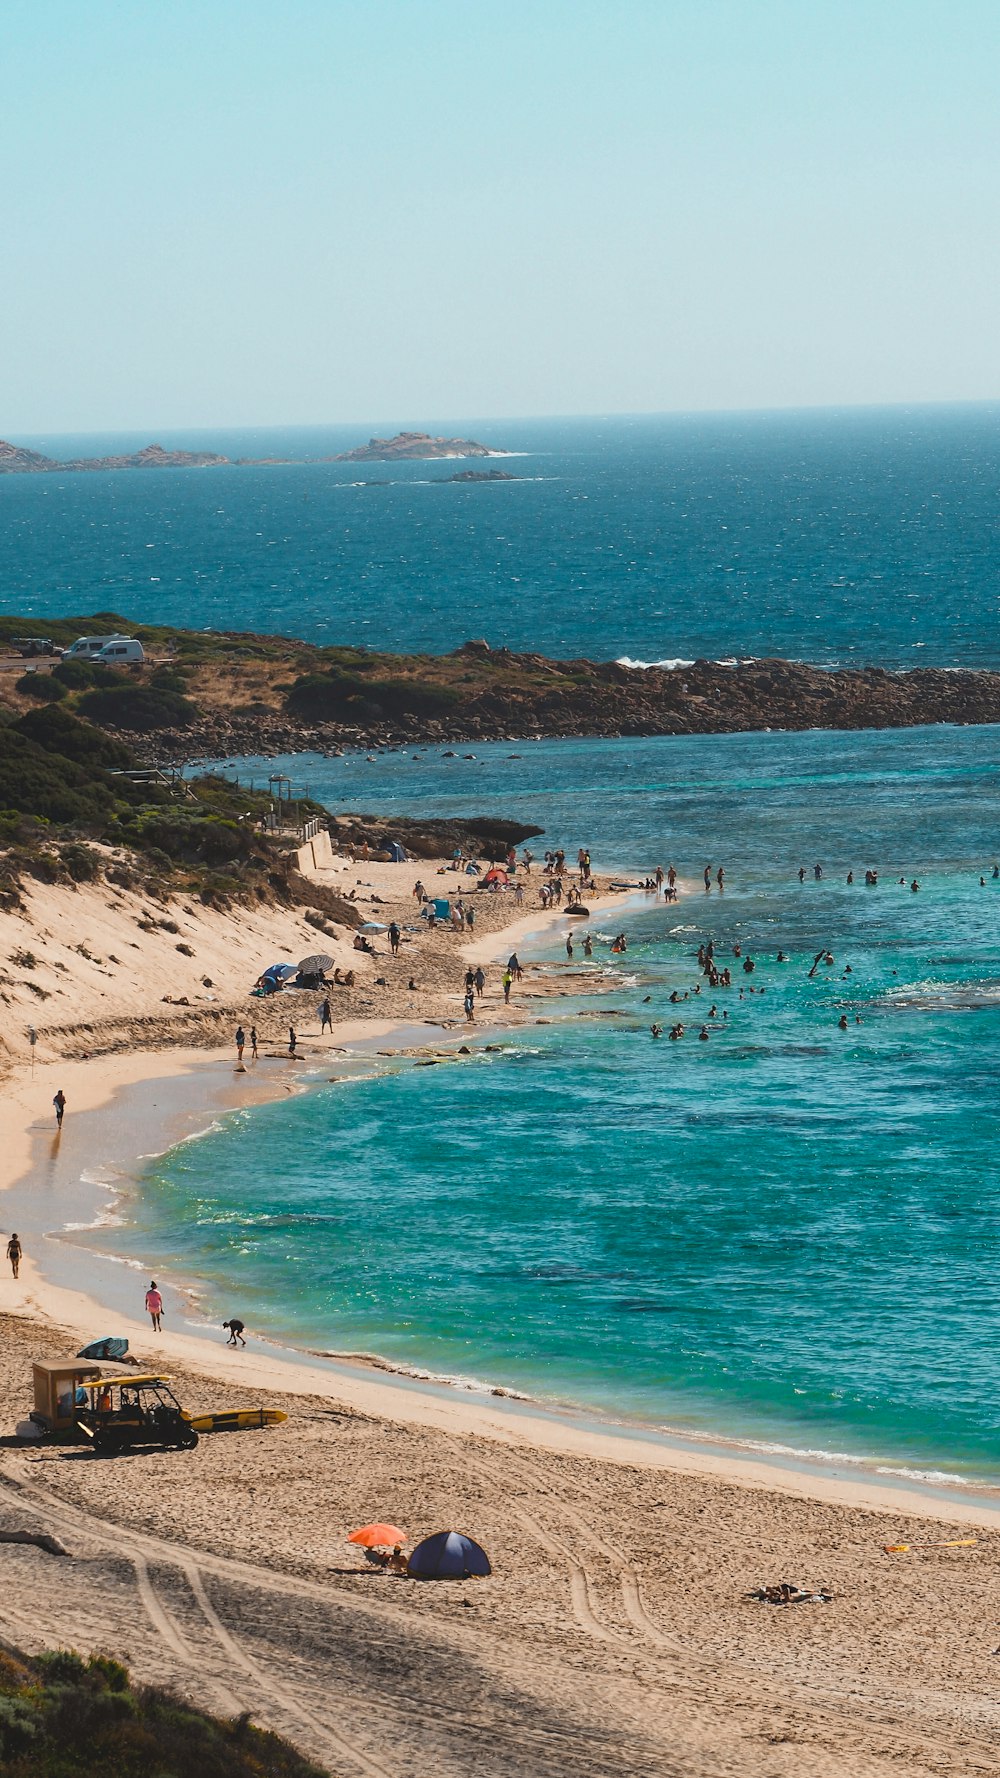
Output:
[
  {"xmin": 474, "ymin": 966, "xmax": 486, "ymax": 998},
  {"xmin": 235, "ymin": 1026, "xmax": 246, "ymax": 1062},
  {"xmin": 53, "ymin": 1089, "xmax": 66, "ymax": 1128},
  {"xmin": 464, "ymin": 988, "xmax": 476, "ymax": 1022},
  {"xmin": 288, "ymin": 1027, "xmax": 298, "ymax": 1056},
  {"xmin": 6, "ymin": 1233, "xmax": 22, "ymax": 1279},
  {"xmin": 145, "ymin": 1281, "xmax": 163, "ymax": 1332},
  {"xmin": 502, "ymin": 969, "xmax": 513, "ymax": 1004},
  {"xmin": 249, "ymin": 1026, "xmax": 258, "ymax": 1060},
  {"xmin": 222, "ymin": 1318, "xmax": 246, "ymax": 1346},
  {"xmin": 388, "ymin": 921, "xmax": 401, "ymax": 956},
  {"xmin": 319, "ymin": 997, "xmax": 332, "ymax": 1033},
  {"xmin": 508, "ymin": 952, "xmax": 523, "ymax": 981}
]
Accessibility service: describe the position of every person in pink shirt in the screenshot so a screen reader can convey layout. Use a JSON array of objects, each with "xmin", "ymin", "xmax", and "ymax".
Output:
[{"xmin": 145, "ymin": 1281, "xmax": 163, "ymax": 1332}]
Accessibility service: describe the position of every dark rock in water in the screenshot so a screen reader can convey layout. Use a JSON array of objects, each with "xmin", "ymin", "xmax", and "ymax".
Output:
[{"xmin": 440, "ymin": 469, "xmax": 517, "ymax": 483}]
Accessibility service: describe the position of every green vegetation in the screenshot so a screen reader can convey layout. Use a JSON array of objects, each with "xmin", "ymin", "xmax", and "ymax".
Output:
[
  {"xmin": 0, "ymin": 706, "xmax": 324, "ymax": 913},
  {"xmin": 0, "ymin": 1643, "xmax": 327, "ymax": 1778},
  {"xmin": 15, "ymin": 671, "xmax": 65, "ymax": 702},
  {"xmin": 286, "ymin": 668, "xmax": 462, "ymax": 724},
  {"xmin": 77, "ymin": 683, "xmax": 197, "ymax": 731}
]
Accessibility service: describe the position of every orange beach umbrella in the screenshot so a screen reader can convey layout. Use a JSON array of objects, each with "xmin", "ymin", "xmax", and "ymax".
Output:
[{"xmin": 348, "ymin": 1523, "xmax": 407, "ymax": 1548}]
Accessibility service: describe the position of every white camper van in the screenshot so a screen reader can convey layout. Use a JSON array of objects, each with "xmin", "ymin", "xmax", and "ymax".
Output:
[
  {"xmin": 64, "ymin": 635, "xmax": 125, "ymax": 660},
  {"xmin": 97, "ymin": 639, "xmax": 145, "ymax": 664}
]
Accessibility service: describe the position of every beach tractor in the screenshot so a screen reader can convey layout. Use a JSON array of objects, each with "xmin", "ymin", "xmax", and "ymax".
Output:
[{"xmin": 74, "ymin": 1374, "xmax": 199, "ymax": 1456}]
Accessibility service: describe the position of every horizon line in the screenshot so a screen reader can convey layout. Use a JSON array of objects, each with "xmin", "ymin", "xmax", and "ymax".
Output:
[{"xmin": 10, "ymin": 396, "xmax": 1000, "ymax": 442}]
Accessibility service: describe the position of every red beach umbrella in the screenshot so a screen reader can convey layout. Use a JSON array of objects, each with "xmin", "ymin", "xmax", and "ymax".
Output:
[{"xmin": 348, "ymin": 1523, "xmax": 408, "ymax": 1548}]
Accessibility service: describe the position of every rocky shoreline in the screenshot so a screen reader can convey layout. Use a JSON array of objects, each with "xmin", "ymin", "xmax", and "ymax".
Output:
[{"xmin": 132, "ymin": 655, "xmax": 1000, "ymax": 763}]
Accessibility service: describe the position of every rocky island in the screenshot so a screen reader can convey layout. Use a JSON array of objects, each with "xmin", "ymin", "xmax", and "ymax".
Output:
[
  {"xmin": 0, "ymin": 439, "xmax": 231, "ymax": 473},
  {"xmin": 334, "ymin": 430, "xmax": 498, "ymax": 461}
]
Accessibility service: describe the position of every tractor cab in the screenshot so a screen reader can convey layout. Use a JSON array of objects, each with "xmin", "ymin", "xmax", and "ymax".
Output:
[{"xmin": 75, "ymin": 1374, "xmax": 199, "ymax": 1456}]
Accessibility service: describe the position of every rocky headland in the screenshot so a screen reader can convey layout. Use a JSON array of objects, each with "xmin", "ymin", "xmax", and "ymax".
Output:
[{"xmin": 5, "ymin": 618, "xmax": 1000, "ymax": 760}]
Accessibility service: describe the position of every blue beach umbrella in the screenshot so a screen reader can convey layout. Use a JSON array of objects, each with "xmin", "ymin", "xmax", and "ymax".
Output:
[
  {"xmin": 407, "ymin": 1531, "xmax": 491, "ymax": 1580},
  {"xmin": 262, "ymin": 963, "xmax": 296, "ymax": 981}
]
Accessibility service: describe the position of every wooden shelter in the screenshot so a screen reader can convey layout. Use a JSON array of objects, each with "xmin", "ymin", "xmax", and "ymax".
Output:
[{"xmin": 32, "ymin": 1358, "xmax": 102, "ymax": 1431}]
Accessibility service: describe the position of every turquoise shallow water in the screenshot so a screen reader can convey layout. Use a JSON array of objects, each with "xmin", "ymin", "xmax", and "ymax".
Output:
[{"xmin": 108, "ymin": 726, "xmax": 1000, "ymax": 1479}]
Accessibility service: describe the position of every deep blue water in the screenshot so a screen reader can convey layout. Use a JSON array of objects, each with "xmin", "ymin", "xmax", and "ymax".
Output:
[
  {"xmin": 11, "ymin": 406, "xmax": 1000, "ymax": 1473},
  {"xmin": 112, "ymin": 726, "xmax": 1000, "ymax": 1479},
  {"xmin": 4, "ymin": 406, "xmax": 1000, "ymax": 666}
]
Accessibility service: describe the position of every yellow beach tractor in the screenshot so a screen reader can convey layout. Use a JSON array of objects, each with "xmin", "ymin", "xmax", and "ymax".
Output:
[{"xmin": 74, "ymin": 1375, "xmax": 199, "ymax": 1456}]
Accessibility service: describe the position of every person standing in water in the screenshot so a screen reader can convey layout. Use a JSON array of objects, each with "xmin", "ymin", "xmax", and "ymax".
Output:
[
  {"xmin": 145, "ymin": 1281, "xmax": 163, "ymax": 1332},
  {"xmin": 53, "ymin": 1089, "xmax": 66, "ymax": 1128},
  {"xmin": 6, "ymin": 1233, "xmax": 22, "ymax": 1278},
  {"xmin": 566, "ymin": 933, "xmax": 574, "ymax": 958},
  {"xmin": 249, "ymin": 1026, "xmax": 258, "ymax": 1060},
  {"xmin": 235, "ymin": 1026, "xmax": 245, "ymax": 1062}
]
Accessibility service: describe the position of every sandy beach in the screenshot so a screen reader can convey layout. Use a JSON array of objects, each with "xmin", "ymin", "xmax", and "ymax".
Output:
[{"xmin": 3, "ymin": 858, "xmax": 1000, "ymax": 1775}]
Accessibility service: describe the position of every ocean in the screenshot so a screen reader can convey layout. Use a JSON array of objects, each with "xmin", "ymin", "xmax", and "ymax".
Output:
[
  {"xmin": 3, "ymin": 405, "xmax": 1000, "ymax": 667},
  {"xmin": 107, "ymin": 725, "xmax": 1000, "ymax": 1480},
  {"xmin": 6, "ymin": 407, "xmax": 1000, "ymax": 1478}
]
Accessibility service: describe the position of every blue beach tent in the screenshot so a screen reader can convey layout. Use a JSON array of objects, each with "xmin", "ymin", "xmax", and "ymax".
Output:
[
  {"xmin": 387, "ymin": 841, "xmax": 408, "ymax": 862},
  {"xmin": 407, "ymin": 1531, "xmax": 491, "ymax": 1580},
  {"xmin": 432, "ymin": 898, "xmax": 451, "ymax": 920}
]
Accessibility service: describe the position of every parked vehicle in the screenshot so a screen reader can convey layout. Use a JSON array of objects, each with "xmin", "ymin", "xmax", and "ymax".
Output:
[
  {"xmin": 74, "ymin": 1374, "xmax": 199, "ymax": 1455},
  {"xmin": 97, "ymin": 638, "xmax": 145, "ymax": 663},
  {"xmin": 63, "ymin": 635, "xmax": 125, "ymax": 660},
  {"xmin": 11, "ymin": 637, "xmax": 60, "ymax": 658}
]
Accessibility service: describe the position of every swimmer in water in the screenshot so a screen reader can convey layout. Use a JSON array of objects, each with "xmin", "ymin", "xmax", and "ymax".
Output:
[{"xmin": 650, "ymin": 1024, "xmax": 663, "ymax": 1039}]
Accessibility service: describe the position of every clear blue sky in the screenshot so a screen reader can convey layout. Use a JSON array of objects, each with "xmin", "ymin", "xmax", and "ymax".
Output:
[{"xmin": 4, "ymin": 0, "xmax": 999, "ymax": 431}]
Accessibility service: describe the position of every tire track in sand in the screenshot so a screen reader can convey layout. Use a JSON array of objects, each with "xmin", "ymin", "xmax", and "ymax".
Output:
[{"xmin": 2, "ymin": 1471, "xmax": 395, "ymax": 1778}]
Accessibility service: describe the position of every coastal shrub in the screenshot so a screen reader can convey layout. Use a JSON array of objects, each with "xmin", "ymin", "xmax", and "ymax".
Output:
[
  {"xmin": 77, "ymin": 684, "xmax": 198, "ymax": 732},
  {"xmin": 0, "ymin": 733, "xmax": 116, "ymax": 827},
  {"xmin": 286, "ymin": 669, "xmax": 462, "ymax": 724},
  {"xmin": 0, "ymin": 1644, "xmax": 327, "ymax": 1778},
  {"xmin": 15, "ymin": 671, "xmax": 66, "ymax": 702},
  {"xmin": 15, "ymin": 704, "xmax": 135, "ymax": 770},
  {"xmin": 138, "ymin": 813, "xmax": 253, "ymax": 868},
  {"xmin": 60, "ymin": 842, "xmax": 103, "ymax": 883},
  {"xmin": 51, "ymin": 657, "xmax": 123, "ymax": 691}
]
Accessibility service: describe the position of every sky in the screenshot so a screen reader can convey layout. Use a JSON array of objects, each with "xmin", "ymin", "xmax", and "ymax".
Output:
[{"xmin": 3, "ymin": 0, "xmax": 1000, "ymax": 432}]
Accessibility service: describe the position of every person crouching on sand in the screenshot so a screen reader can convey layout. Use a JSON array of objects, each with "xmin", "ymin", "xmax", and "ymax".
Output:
[
  {"xmin": 145, "ymin": 1281, "xmax": 163, "ymax": 1332},
  {"xmin": 223, "ymin": 1318, "xmax": 246, "ymax": 1346}
]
